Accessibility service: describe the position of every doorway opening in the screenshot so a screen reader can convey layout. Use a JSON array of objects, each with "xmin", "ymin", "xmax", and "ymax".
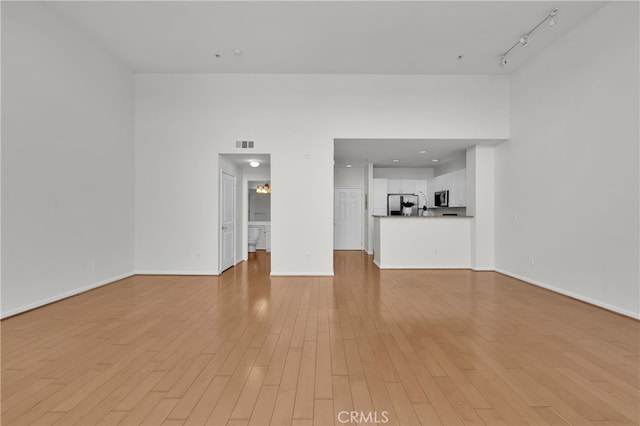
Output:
[
  {"xmin": 248, "ymin": 180, "xmax": 271, "ymax": 257},
  {"xmin": 218, "ymin": 153, "xmax": 271, "ymax": 274}
]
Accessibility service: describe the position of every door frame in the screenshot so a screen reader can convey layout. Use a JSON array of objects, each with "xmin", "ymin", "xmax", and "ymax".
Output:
[
  {"xmin": 333, "ymin": 187, "xmax": 364, "ymax": 250},
  {"xmin": 219, "ymin": 171, "xmax": 236, "ymax": 273}
]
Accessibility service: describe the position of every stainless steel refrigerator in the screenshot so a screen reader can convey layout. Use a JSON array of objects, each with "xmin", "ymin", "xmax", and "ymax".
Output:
[{"xmin": 388, "ymin": 194, "xmax": 402, "ymax": 215}]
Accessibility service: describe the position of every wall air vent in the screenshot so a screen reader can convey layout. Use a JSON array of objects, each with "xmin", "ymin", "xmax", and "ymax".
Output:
[{"xmin": 235, "ymin": 140, "xmax": 255, "ymax": 149}]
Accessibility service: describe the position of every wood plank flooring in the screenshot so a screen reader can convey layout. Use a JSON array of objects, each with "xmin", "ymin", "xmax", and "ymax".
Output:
[{"xmin": 2, "ymin": 251, "xmax": 639, "ymax": 425}]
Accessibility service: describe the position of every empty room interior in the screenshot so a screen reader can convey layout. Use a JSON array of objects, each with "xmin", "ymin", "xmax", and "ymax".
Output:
[{"xmin": 2, "ymin": 1, "xmax": 639, "ymax": 425}]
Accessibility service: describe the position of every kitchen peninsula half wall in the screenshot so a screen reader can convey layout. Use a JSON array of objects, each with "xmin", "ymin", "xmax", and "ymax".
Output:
[{"xmin": 373, "ymin": 216, "xmax": 472, "ymax": 269}]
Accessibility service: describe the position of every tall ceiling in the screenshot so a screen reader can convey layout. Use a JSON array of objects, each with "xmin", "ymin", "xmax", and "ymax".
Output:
[
  {"xmin": 41, "ymin": 1, "xmax": 606, "ymax": 168},
  {"xmin": 47, "ymin": 1, "xmax": 605, "ymax": 75},
  {"xmin": 334, "ymin": 138, "xmax": 504, "ymax": 168}
]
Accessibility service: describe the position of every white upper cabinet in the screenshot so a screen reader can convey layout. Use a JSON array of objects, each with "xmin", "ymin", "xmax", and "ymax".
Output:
[
  {"xmin": 431, "ymin": 174, "xmax": 449, "ymax": 192},
  {"xmin": 400, "ymin": 179, "xmax": 417, "ymax": 195},
  {"xmin": 432, "ymin": 175, "xmax": 442, "ymax": 191},
  {"xmin": 373, "ymin": 178, "xmax": 388, "ymax": 215},
  {"xmin": 449, "ymin": 169, "xmax": 467, "ymax": 207},
  {"xmin": 427, "ymin": 169, "xmax": 466, "ymax": 207},
  {"xmin": 387, "ymin": 179, "xmax": 425, "ymax": 195},
  {"xmin": 387, "ymin": 179, "xmax": 401, "ymax": 194},
  {"xmin": 373, "ymin": 177, "xmax": 429, "ymax": 212}
]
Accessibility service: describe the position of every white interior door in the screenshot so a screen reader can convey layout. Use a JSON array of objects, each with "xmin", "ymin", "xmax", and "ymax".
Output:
[
  {"xmin": 220, "ymin": 172, "xmax": 235, "ymax": 272},
  {"xmin": 334, "ymin": 188, "xmax": 362, "ymax": 250}
]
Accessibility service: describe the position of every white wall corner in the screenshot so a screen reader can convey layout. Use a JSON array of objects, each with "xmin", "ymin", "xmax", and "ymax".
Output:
[
  {"xmin": 496, "ymin": 269, "xmax": 640, "ymax": 320},
  {"xmin": 467, "ymin": 145, "xmax": 495, "ymax": 271},
  {"xmin": 1, "ymin": 272, "xmax": 135, "ymax": 320}
]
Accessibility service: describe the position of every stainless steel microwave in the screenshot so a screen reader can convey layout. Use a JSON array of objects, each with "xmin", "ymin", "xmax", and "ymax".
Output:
[{"xmin": 435, "ymin": 190, "xmax": 449, "ymax": 207}]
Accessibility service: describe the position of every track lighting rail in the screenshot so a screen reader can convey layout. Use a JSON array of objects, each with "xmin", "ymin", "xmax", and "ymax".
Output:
[{"xmin": 499, "ymin": 8, "xmax": 559, "ymax": 67}]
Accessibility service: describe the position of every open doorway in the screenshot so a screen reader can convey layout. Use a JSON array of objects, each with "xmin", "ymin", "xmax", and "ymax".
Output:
[
  {"xmin": 218, "ymin": 153, "xmax": 271, "ymax": 273},
  {"xmin": 248, "ymin": 180, "xmax": 271, "ymax": 256}
]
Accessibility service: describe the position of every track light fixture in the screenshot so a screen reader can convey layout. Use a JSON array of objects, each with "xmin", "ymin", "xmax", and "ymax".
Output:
[
  {"xmin": 548, "ymin": 9, "xmax": 558, "ymax": 27},
  {"xmin": 498, "ymin": 8, "xmax": 559, "ymax": 67}
]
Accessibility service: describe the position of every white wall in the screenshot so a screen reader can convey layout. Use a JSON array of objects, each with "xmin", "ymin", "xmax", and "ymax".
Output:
[
  {"xmin": 495, "ymin": 2, "xmax": 640, "ymax": 318},
  {"xmin": 365, "ymin": 164, "xmax": 374, "ymax": 254},
  {"xmin": 244, "ymin": 166, "xmax": 271, "ymax": 183},
  {"xmin": 1, "ymin": 3, "xmax": 135, "ymax": 317},
  {"xmin": 334, "ymin": 167, "xmax": 366, "ymax": 188},
  {"xmin": 434, "ymin": 152, "xmax": 466, "ymax": 177},
  {"xmin": 467, "ymin": 145, "xmax": 495, "ymax": 270},
  {"xmin": 135, "ymin": 74, "xmax": 509, "ymax": 275},
  {"xmin": 374, "ymin": 217, "xmax": 471, "ymax": 269}
]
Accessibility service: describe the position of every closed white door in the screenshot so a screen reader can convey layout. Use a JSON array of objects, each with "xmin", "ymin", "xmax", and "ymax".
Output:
[
  {"xmin": 334, "ymin": 188, "xmax": 362, "ymax": 250},
  {"xmin": 220, "ymin": 172, "xmax": 235, "ymax": 272}
]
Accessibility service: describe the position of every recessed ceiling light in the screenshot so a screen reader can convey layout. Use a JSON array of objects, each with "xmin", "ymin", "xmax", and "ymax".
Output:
[
  {"xmin": 249, "ymin": 161, "xmax": 260, "ymax": 168},
  {"xmin": 392, "ymin": 159, "xmax": 400, "ymax": 162},
  {"xmin": 346, "ymin": 164, "xmax": 352, "ymax": 168},
  {"xmin": 432, "ymin": 159, "xmax": 439, "ymax": 162},
  {"xmin": 419, "ymin": 150, "xmax": 427, "ymax": 154},
  {"xmin": 232, "ymin": 49, "xmax": 243, "ymax": 56}
]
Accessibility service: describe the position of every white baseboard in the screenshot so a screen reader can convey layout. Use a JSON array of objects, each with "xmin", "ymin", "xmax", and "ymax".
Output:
[
  {"xmin": 270, "ymin": 271, "xmax": 334, "ymax": 277},
  {"xmin": 471, "ymin": 266, "xmax": 494, "ymax": 271},
  {"xmin": 1, "ymin": 272, "xmax": 135, "ymax": 319},
  {"xmin": 135, "ymin": 270, "xmax": 220, "ymax": 276},
  {"xmin": 495, "ymin": 268, "xmax": 640, "ymax": 320},
  {"xmin": 376, "ymin": 264, "xmax": 470, "ymax": 269}
]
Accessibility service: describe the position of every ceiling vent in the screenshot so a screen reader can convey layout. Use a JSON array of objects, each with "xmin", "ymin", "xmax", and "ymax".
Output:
[{"xmin": 236, "ymin": 140, "xmax": 255, "ymax": 149}]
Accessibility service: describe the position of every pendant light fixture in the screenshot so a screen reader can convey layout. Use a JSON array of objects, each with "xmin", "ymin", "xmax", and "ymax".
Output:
[{"xmin": 256, "ymin": 183, "xmax": 271, "ymax": 194}]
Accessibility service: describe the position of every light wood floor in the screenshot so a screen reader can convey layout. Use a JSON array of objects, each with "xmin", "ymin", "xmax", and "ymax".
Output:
[{"xmin": 2, "ymin": 251, "xmax": 639, "ymax": 425}]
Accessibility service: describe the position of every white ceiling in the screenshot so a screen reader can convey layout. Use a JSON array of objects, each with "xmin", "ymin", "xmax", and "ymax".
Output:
[
  {"xmin": 43, "ymin": 1, "xmax": 603, "ymax": 168},
  {"xmin": 334, "ymin": 138, "xmax": 504, "ymax": 168},
  {"xmin": 47, "ymin": 1, "xmax": 605, "ymax": 75},
  {"xmin": 222, "ymin": 153, "xmax": 271, "ymax": 168}
]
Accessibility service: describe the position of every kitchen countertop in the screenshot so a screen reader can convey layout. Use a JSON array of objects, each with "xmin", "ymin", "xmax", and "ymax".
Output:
[{"xmin": 372, "ymin": 215, "xmax": 473, "ymax": 218}]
